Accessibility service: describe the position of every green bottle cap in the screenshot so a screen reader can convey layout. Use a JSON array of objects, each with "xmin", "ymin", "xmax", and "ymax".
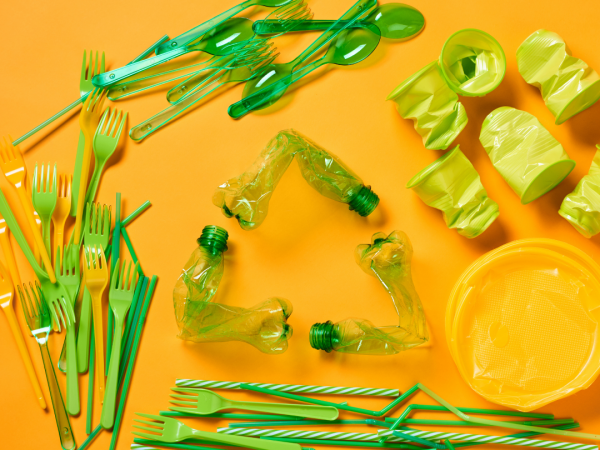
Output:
[
  {"xmin": 348, "ymin": 185, "xmax": 380, "ymax": 217},
  {"xmin": 309, "ymin": 321, "xmax": 335, "ymax": 352},
  {"xmin": 197, "ymin": 225, "xmax": 229, "ymax": 254}
]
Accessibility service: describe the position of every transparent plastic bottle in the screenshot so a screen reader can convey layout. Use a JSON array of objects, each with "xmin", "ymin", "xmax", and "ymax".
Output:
[
  {"xmin": 173, "ymin": 225, "xmax": 293, "ymax": 354},
  {"xmin": 310, "ymin": 230, "xmax": 429, "ymax": 355}
]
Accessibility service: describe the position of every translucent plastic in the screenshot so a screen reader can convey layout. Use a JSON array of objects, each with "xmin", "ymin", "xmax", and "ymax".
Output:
[
  {"xmin": 213, "ymin": 129, "xmax": 379, "ymax": 230},
  {"xmin": 447, "ymin": 240, "xmax": 600, "ymax": 411},
  {"xmin": 310, "ymin": 230, "xmax": 429, "ymax": 355},
  {"xmin": 560, "ymin": 145, "xmax": 600, "ymax": 237},
  {"xmin": 480, "ymin": 107, "xmax": 575, "ymax": 204},
  {"xmin": 517, "ymin": 29, "xmax": 600, "ymax": 124},
  {"xmin": 173, "ymin": 226, "xmax": 292, "ymax": 354}
]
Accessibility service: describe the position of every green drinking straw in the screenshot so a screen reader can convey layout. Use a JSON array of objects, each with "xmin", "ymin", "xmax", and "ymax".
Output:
[
  {"xmin": 106, "ymin": 192, "xmax": 122, "ymax": 374},
  {"xmin": 118, "ymin": 278, "xmax": 148, "ymax": 381},
  {"xmin": 161, "ymin": 412, "xmax": 307, "ymax": 420},
  {"xmin": 132, "ymin": 440, "xmax": 315, "ymax": 450},
  {"xmin": 392, "ymin": 430, "xmax": 444, "ymax": 449},
  {"xmin": 119, "ymin": 278, "xmax": 146, "ymax": 372},
  {"xmin": 121, "ymin": 201, "xmax": 151, "ymax": 227}
]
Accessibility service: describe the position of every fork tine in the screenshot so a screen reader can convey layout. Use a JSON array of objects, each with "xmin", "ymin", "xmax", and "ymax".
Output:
[
  {"xmin": 32, "ymin": 163, "xmax": 38, "ymax": 193},
  {"xmin": 111, "ymin": 258, "xmax": 120, "ymax": 290},
  {"xmin": 51, "ymin": 164, "xmax": 56, "ymax": 194},
  {"xmin": 169, "ymin": 391, "xmax": 198, "ymax": 398},
  {"xmin": 116, "ymin": 112, "xmax": 128, "ymax": 138},
  {"xmin": 97, "ymin": 108, "xmax": 110, "ymax": 135},
  {"xmin": 66, "ymin": 175, "xmax": 72, "ymax": 198},
  {"xmin": 81, "ymin": 50, "xmax": 88, "ymax": 79},
  {"xmin": 99, "ymin": 247, "xmax": 107, "ymax": 270},
  {"xmin": 121, "ymin": 260, "xmax": 129, "ymax": 290},
  {"xmin": 132, "ymin": 431, "xmax": 162, "ymax": 440},
  {"xmin": 100, "ymin": 51, "xmax": 106, "ymax": 73},
  {"xmin": 169, "ymin": 406, "xmax": 197, "ymax": 413},
  {"xmin": 94, "ymin": 89, "xmax": 108, "ymax": 113},
  {"xmin": 108, "ymin": 110, "xmax": 120, "ymax": 137},
  {"xmin": 133, "ymin": 425, "xmax": 163, "ymax": 434},
  {"xmin": 136, "ymin": 412, "xmax": 165, "ymax": 422},
  {"xmin": 169, "ymin": 395, "xmax": 196, "ymax": 403},
  {"xmin": 104, "ymin": 205, "xmax": 111, "ymax": 235},
  {"xmin": 169, "ymin": 400, "xmax": 197, "ymax": 407},
  {"xmin": 135, "ymin": 419, "xmax": 165, "ymax": 427},
  {"xmin": 106, "ymin": 108, "xmax": 117, "ymax": 136}
]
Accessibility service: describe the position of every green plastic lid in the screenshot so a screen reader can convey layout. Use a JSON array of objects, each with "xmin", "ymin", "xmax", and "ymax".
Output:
[
  {"xmin": 348, "ymin": 185, "xmax": 380, "ymax": 216},
  {"xmin": 197, "ymin": 225, "xmax": 229, "ymax": 254},
  {"xmin": 309, "ymin": 321, "xmax": 335, "ymax": 352}
]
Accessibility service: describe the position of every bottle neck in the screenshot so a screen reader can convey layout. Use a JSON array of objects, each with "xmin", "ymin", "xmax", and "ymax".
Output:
[
  {"xmin": 348, "ymin": 185, "xmax": 379, "ymax": 217},
  {"xmin": 197, "ymin": 225, "xmax": 229, "ymax": 255},
  {"xmin": 309, "ymin": 321, "xmax": 337, "ymax": 352}
]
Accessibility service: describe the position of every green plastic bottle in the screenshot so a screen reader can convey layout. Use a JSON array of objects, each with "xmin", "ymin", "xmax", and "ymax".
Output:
[
  {"xmin": 213, "ymin": 129, "xmax": 379, "ymax": 230},
  {"xmin": 173, "ymin": 225, "xmax": 293, "ymax": 354},
  {"xmin": 310, "ymin": 230, "xmax": 429, "ymax": 355}
]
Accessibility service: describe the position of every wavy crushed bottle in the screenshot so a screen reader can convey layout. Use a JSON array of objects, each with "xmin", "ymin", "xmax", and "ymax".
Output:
[{"xmin": 173, "ymin": 225, "xmax": 293, "ymax": 354}]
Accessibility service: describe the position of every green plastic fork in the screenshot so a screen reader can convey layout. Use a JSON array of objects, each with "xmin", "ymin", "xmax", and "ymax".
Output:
[
  {"xmin": 32, "ymin": 163, "xmax": 57, "ymax": 258},
  {"xmin": 133, "ymin": 413, "xmax": 302, "ymax": 450},
  {"xmin": 101, "ymin": 258, "xmax": 140, "ymax": 429},
  {"xmin": 56, "ymin": 244, "xmax": 81, "ymax": 373}
]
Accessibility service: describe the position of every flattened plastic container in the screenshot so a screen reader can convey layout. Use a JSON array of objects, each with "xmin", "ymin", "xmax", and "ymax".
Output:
[{"xmin": 447, "ymin": 239, "xmax": 600, "ymax": 411}]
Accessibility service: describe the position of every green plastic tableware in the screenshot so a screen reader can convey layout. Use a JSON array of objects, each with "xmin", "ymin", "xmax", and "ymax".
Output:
[
  {"xmin": 439, "ymin": 29, "xmax": 506, "ymax": 97},
  {"xmin": 310, "ymin": 230, "xmax": 429, "ymax": 355},
  {"xmin": 92, "ymin": 18, "xmax": 256, "ymax": 87},
  {"xmin": 479, "ymin": 107, "xmax": 575, "ymax": 204},
  {"xmin": 559, "ymin": 145, "xmax": 600, "ymax": 238},
  {"xmin": 406, "ymin": 146, "xmax": 499, "ymax": 238},
  {"xmin": 517, "ymin": 29, "xmax": 600, "ymax": 125},
  {"xmin": 227, "ymin": 0, "xmax": 376, "ymax": 118},
  {"xmin": 253, "ymin": 3, "xmax": 425, "ymax": 40},
  {"xmin": 387, "ymin": 61, "xmax": 467, "ymax": 150}
]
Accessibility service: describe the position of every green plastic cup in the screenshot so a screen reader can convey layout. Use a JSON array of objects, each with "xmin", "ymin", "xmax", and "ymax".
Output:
[
  {"xmin": 387, "ymin": 61, "xmax": 468, "ymax": 150},
  {"xmin": 517, "ymin": 29, "xmax": 600, "ymax": 125},
  {"xmin": 439, "ymin": 29, "xmax": 506, "ymax": 97},
  {"xmin": 559, "ymin": 145, "xmax": 600, "ymax": 238},
  {"xmin": 480, "ymin": 107, "xmax": 576, "ymax": 204},
  {"xmin": 406, "ymin": 146, "xmax": 499, "ymax": 238}
]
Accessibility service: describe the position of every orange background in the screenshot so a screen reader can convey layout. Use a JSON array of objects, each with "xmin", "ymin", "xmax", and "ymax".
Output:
[{"xmin": 1, "ymin": 0, "xmax": 600, "ymax": 449}]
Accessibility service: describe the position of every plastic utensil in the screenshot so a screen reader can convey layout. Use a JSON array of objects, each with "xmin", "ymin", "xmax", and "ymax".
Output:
[
  {"xmin": 132, "ymin": 413, "xmax": 302, "ymax": 450},
  {"xmin": 0, "ymin": 212, "xmax": 22, "ymax": 287},
  {"xmin": 169, "ymin": 388, "xmax": 339, "ymax": 420},
  {"xmin": 155, "ymin": 0, "xmax": 295, "ymax": 54},
  {"xmin": 85, "ymin": 108, "xmax": 128, "ymax": 205},
  {"xmin": 19, "ymin": 282, "xmax": 75, "ymax": 450},
  {"xmin": 71, "ymin": 51, "xmax": 105, "ymax": 217},
  {"xmin": 52, "ymin": 174, "xmax": 72, "ymax": 258},
  {"xmin": 0, "ymin": 261, "xmax": 46, "ymax": 409},
  {"xmin": 310, "ymin": 230, "xmax": 428, "ymax": 354},
  {"xmin": 560, "ymin": 145, "xmax": 600, "ymax": 237},
  {"xmin": 92, "ymin": 18, "xmax": 256, "ymax": 88},
  {"xmin": 406, "ymin": 146, "xmax": 499, "ymax": 238},
  {"xmin": 227, "ymin": 0, "xmax": 376, "ymax": 117},
  {"xmin": 387, "ymin": 61, "xmax": 467, "ymax": 150},
  {"xmin": 214, "ymin": 130, "xmax": 379, "ymax": 230},
  {"xmin": 254, "ymin": 2, "xmax": 425, "ymax": 40},
  {"xmin": 83, "ymin": 245, "xmax": 109, "ymax": 402},
  {"xmin": 517, "ymin": 30, "xmax": 600, "ymax": 124},
  {"xmin": 56, "ymin": 244, "xmax": 81, "ymax": 373},
  {"xmin": 479, "ymin": 107, "xmax": 575, "ymax": 204},
  {"xmin": 448, "ymin": 243, "xmax": 600, "ymax": 411},
  {"xmin": 101, "ymin": 259, "xmax": 140, "ymax": 429},
  {"xmin": 32, "ymin": 163, "xmax": 57, "ymax": 258},
  {"xmin": 78, "ymin": 203, "xmax": 111, "ymax": 373},
  {"xmin": 0, "ymin": 138, "xmax": 56, "ymax": 282},
  {"xmin": 60, "ymin": 286, "xmax": 80, "ymax": 415}
]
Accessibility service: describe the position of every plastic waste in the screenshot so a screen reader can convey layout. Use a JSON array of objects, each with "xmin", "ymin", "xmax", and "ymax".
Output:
[
  {"xmin": 213, "ymin": 129, "xmax": 379, "ymax": 230},
  {"xmin": 173, "ymin": 225, "xmax": 292, "ymax": 354},
  {"xmin": 310, "ymin": 230, "xmax": 429, "ymax": 355}
]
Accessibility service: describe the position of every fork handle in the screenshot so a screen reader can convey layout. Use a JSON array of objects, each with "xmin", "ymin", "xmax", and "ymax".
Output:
[
  {"xmin": 189, "ymin": 428, "xmax": 301, "ymax": 450},
  {"xmin": 40, "ymin": 343, "xmax": 77, "ymax": 450},
  {"xmin": 77, "ymin": 286, "xmax": 93, "ymax": 373},
  {"xmin": 84, "ymin": 160, "xmax": 106, "ymax": 206},
  {"xmin": 66, "ymin": 324, "xmax": 80, "ymax": 415},
  {"xmin": 227, "ymin": 400, "xmax": 338, "ymax": 420},
  {"xmin": 91, "ymin": 291, "xmax": 106, "ymax": 402},
  {"xmin": 101, "ymin": 315, "xmax": 125, "ymax": 429}
]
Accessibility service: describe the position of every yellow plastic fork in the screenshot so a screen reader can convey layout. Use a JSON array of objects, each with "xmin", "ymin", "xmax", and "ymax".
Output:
[
  {"xmin": 52, "ymin": 174, "xmax": 72, "ymax": 261},
  {"xmin": 73, "ymin": 88, "xmax": 107, "ymax": 244},
  {"xmin": 83, "ymin": 244, "xmax": 109, "ymax": 401},
  {"xmin": 0, "ymin": 212, "xmax": 22, "ymax": 287},
  {"xmin": 0, "ymin": 138, "xmax": 56, "ymax": 283}
]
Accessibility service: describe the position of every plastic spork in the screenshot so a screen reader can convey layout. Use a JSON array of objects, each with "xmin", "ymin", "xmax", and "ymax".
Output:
[
  {"xmin": 0, "ymin": 138, "xmax": 56, "ymax": 282},
  {"xmin": 101, "ymin": 258, "xmax": 140, "ymax": 429},
  {"xmin": 133, "ymin": 413, "xmax": 302, "ymax": 450},
  {"xmin": 32, "ymin": 163, "xmax": 57, "ymax": 259},
  {"xmin": 170, "ymin": 388, "xmax": 339, "ymax": 420}
]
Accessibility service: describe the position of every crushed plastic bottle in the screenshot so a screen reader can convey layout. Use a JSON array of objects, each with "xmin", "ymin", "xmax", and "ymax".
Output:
[
  {"xmin": 173, "ymin": 225, "xmax": 293, "ymax": 354},
  {"xmin": 213, "ymin": 129, "xmax": 379, "ymax": 230},
  {"xmin": 310, "ymin": 230, "xmax": 429, "ymax": 355}
]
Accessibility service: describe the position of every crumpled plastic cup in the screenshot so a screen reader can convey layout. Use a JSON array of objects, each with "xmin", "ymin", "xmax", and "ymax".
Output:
[
  {"xmin": 387, "ymin": 61, "xmax": 468, "ymax": 150},
  {"xmin": 517, "ymin": 29, "xmax": 600, "ymax": 125},
  {"xmin": 559, "ymin": 145, "xmax": 600, "ymax": 238},
  {"xmin": 480, "ymin": 107, "xmax": 575, "ymax": 204},
  {"xmin": 406, "ymin": 146, "xmax": 499, "ymax": 238},
  {"xmin": 439, "ymin": 28, "xmax": 506, "ymax": 97}
]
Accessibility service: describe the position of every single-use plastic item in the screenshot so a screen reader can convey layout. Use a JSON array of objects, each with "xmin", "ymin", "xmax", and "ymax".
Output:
[
  {"xmin": 439, "ymin": 29, "xmax": 506, "ymax": 97},
  {"xmin": 559, "ymin": 145, "xmax": 600, "ymax": 237},
  {"xmin": 214, "ymin": 130, "xmax": 379, "ymax": 230},
  {"xmin": 169, "ymin": 388, "xmax": 339, "ymax": 420},
  {"xmin": 310, "ymin": 230, "xmax": 428, "ymax": 355},
  {"xmin": 387, "ymin": 62, "xmax": 467, "ymax": 150},
  {"xmin": 517, "ymin": 30, "xmax": 600, "ymax": 125},
  {"xmin": 52, "ymin": 174, "xmax": 71, "ymax": 258},
  {"xmin": 480, "ymin": 107, "xmax": 575, "ymax": 204},
  {"xmin": 173, "ymin": 225, "xmax": 292, "ymax": 354},
  {"xmin": 56, "ymin": 244, "xmax": 81, "ymax": 373},
  {"xmin": 447, "ymin": 239, "xmax": 600, "ymax": 411},
  {"xmin": 406, "ymin": 146, "xmax": 499, "ymax": 238},
  {"xmin": 253, "ymin": 3, "xmax": 425, "ymax": 40},
  {"xmin": 32, "ymin": 163, "xmax": 57, "ymax": 257}
]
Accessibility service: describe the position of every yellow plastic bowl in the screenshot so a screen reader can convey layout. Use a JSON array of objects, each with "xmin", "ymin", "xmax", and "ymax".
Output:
[{"xmin": 447, "ymin": 239, "xmax": 600, "ymax": 411}]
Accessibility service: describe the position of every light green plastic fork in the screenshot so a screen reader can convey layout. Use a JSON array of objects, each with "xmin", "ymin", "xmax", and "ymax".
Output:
[
  {"xmin": 32, "ymin": 163, "xmax": 57, "ymax": 258},
  {"xmin": 101, "ymin": 258, "xmax": 140, "ymax": 429},
  {"xmin": 57, "ymin": 244, "xmax": 81, "ymax": 373},
  {"xmin": 133, "ymin": 413, "xmax": 301, "ymax": 450}
]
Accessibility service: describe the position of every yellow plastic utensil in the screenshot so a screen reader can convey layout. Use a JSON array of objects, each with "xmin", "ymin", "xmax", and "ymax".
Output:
[
  {"xmin": 0, "ymin": 212, "xmax": 22, "ymax": 288},
  {"xmin": 52, "ymin": 174, "xmax": 72, "ymax": 261},
  {"xmin": 0, "ymin": 260, "xmax": 46, "ymax": 409}
]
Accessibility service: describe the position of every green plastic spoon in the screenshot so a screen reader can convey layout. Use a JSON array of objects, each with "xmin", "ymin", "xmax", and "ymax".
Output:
[
  {"xmin": 93, "ymin": 18, "xmax": 255, "ymax": 87},
  {"xmin": 228, "ymin": 25, "xmax": 380, "ymax": 118},
  {"xmin": 254, "ymin": 3, "xmax": 425, "ymax": 40}
]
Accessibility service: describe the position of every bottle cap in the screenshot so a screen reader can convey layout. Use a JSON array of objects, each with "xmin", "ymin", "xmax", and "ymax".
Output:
[
  {"xmin": 309, "ymin": 321, "xmax": 335, "ymax": 352},
  {"xmin": 348, "ymin": 185, "xmax": 379, "ymax": 217},
  {"xmin": 197, "ymin": 225, "xmax": 229, "ymax": 254}
]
